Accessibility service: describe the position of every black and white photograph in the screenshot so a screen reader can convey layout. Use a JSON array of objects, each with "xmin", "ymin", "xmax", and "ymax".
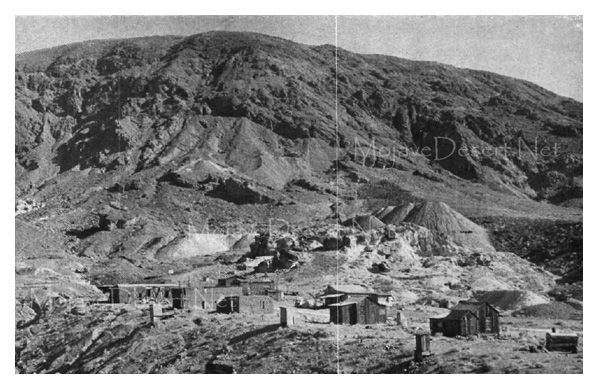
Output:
[{"xmin": 12, "ymin": 11, "xmax": 588, "ymax": 377}]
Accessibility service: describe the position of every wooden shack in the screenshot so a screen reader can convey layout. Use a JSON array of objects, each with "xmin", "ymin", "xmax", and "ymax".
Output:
[
  {"xmin": 329, "ymin": 296, "xmax": 389, "ymax": 325},
  {"xmin": 452, "ymin": 301, "xmax": 500, "ymax": 334},
  {"xmin": 430, "ymin": 310, "xmax": 479, "ymax": 337},
  {"xmin": 546, "ymin": 332, "xmax": 579, "ymax": 353},
  {"xmin": 216, "ymin": 275, "xmax": 246, "ymax": 287},
  {"xmin": 241, "ymin": 278, "xmax": 275, "ymax": 295},
  {"xmin": 320, "ymin": 284, "xmax": 392, "ymax": 307},
  {"xmin": 216, "ymin": 295, "xmax": 275, "ymax": 315},
  {"xmin": 216, "ymin": 276, "xmax": 275, "ymax": 295}
]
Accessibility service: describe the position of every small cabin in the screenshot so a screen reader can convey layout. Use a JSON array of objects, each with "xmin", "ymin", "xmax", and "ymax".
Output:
[
  {"xmin": 430, "ymin": 310, "xmax": 479, "ymax": 337},
  {"xmin": 329, "ymin": 296, "xmax": 389, "ymax": 325},
  {"xmin": 241, "ymin": 278, "xmax": 276, "ymax": 295},
  {"xmin": 216, "ymin": 276, "xmax": 247, "ymax": 287},
  {"xmin": 216, "ymin": 276, "xmax": 275, "ymax": 295},
  {"xmin": 452, "ymin": 301, "xmax": 500, "ymax": 334}
]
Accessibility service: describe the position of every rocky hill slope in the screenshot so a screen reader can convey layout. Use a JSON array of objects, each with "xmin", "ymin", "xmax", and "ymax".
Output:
[
  {"xmin": 15, "ymin": 31, "xmax": 582, "ymax": 288},
  {"xmin": 16, "ymin": 31, "xmax": 582, "ymax": 205}
]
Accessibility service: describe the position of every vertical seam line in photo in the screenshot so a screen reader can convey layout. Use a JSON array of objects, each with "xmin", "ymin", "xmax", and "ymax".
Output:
[{"xmin": 335, "ymin": 14, "xmax": 340, "ymax": 375}]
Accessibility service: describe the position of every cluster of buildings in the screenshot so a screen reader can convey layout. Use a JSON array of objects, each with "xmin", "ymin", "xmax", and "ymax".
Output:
[
  {"xmin": 98, "ymin": 280, "xmax": 504, "ymax": 338},
  {"xmin": 98, "ymin": 275, "xmax": 282, "ymax": 313},
  {"xmin": 97, "ymin": 278, "xmax": 580, "ymax": 358}
]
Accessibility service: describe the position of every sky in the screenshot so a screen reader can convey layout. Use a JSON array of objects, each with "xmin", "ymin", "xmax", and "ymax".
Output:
[{"xmin": 15, "ymin": 15, "xmax": 583, "ymax": 101}]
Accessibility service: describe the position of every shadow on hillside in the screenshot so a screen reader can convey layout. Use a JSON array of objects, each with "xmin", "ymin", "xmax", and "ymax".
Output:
[{"xmin": 66, "ymin": 226, "xmax": 103, "ymax": 239}]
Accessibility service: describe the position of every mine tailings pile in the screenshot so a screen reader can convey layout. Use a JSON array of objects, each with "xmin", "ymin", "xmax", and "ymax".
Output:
[{"xmin": 374, "ymin": 201, "xmax": 495, "ymax": 252}]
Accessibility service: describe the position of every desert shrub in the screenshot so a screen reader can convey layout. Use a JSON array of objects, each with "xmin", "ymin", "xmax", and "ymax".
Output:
[{"xmin": 312, "ymin": 330, "xmax": 331, "ymax": 339}]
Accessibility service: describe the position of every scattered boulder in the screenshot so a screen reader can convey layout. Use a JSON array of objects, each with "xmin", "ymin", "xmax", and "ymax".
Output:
[
  {"xmin": 342, "ymin": 235, "xmax": 357, "ymax": 249},
  {"xmin": 276, "ymin": 237, "xmax": 297, "ymax": 251},
  {"xmin": 373, "ymin": 261, "xmax": 391, "ymax": 273},
  {"xmin": 303, "ymin": 239, "xmax": 323, "ymax": 251},
  {"xmin": 249, "ymin": 233, "xmax": 279, "ymax": 257},
  {"xmin": 15, "ymin": 198, "xmax": 45, "ymax": 215},
  {"xmin": 322, "ymin": 236, "xmax": 343, "ymax": 251}
]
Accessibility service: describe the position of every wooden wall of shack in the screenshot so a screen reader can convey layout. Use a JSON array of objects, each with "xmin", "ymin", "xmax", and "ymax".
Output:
[
  {"xmin": 357, "ymin": 297, "xmax": 388, "ymax": 324},
  {"xmin": 216, "ymin": 295, "xmax": 275, "ymax": 314},
  {"xmin": 480, "ymin": 304, "xmax": 500, "ymax": 334},
  {"xmin": 330, "ymin": 303, "xmax": 357, "ymax": 324},
  {"xmin": 241, "ymin": 281, "xmax": 275, "ymax": 295},
  {"xmin": 330, "ymin": 297, "xmax": 388, "ymax": 325},
  {"xmin": 546, "ymin": 333, "xmax": 579, "ymax": 353},
  {"xmin": 99, "ymin": 282, "xmax": 277, "ymax": 310},
  {"xmin": 216, "ymin": 277, "xmax": 275, "ymax": 295},
  {"xmin": 453, "ymin": 302, "xmax": 500, "ymax": 334},
  {"xmin": 430, "ymin": 311, "xmax": 479, "ymax": 337}
]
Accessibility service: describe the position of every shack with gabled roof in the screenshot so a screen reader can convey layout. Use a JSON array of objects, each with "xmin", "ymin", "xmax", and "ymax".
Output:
[
  {"xmin": 430, "ymin": 309, "xmax": 479, "ymax": 337},
  {"xmin": 329, "ymin": 296, "xmax": 389, "ymax": 325},
  {"xmin": 452, "ymin": 301, "xmax": 500, "ymax": 334}
]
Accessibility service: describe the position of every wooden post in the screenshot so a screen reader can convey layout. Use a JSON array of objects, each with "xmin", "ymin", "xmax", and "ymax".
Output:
[
  {"xmin": 150, "ymin": 304, "xmax": 155, "ymax": 326},
  {"xmin": 280, "ymin": 307, "xmax": 289, "ymax": 327},
  {"xmin": 397, "ymin": 311, "xmax": 408, "ymax": 328}
]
